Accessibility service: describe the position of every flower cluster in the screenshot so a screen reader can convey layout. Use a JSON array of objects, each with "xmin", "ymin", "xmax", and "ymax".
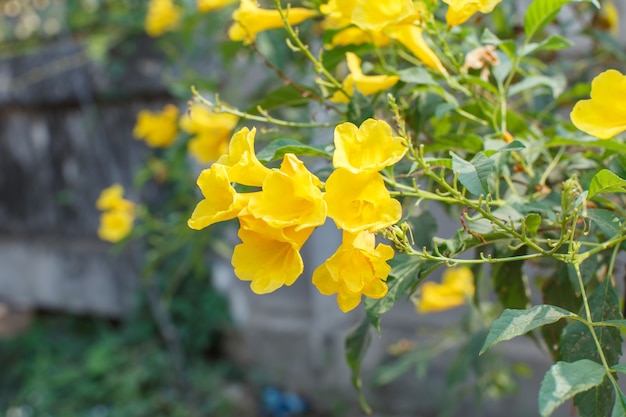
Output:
[
  {"xmin": 96, "ymin": 184, "xmax": 136, "ymax": 243},
  {"xmin": 188, "ymin": 118, "xmax": 406, "ymax": 311}
]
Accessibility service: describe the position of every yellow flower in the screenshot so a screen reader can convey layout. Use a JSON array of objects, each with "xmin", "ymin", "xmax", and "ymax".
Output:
[
  {"xmin": 330, "ymin": 53, "xmax": 400, "ymax": 103},
  {"xmin": 324, "ymin": 168, "xmax": 402, "ymax": 233},
  {"xmin": 332, "ymin": 119, "xmax": 406, "ymax": 173},
  {"xmin": 415, "ymin": 267, "xmax": 474, "ymax": 313},
  {"xmin": 385, "ymin": 24, "xmax": 447, "ymax": 74},
  {"xmin": 320, "ymin": 0, "xmax": 357, "ymax": 29},
  {"xmin": 351, "ymin": 0, "xmax": 418, "ymax": 32},
  {"xmin": 602, "ymin": 1, "xmax": 620, "ymax": 38},
  {"xmin": 232, "ymin": 215, "xmax": 314, "ymax": 294},
  {"xmin": 326, "ymin": 26, "xmax": 391, "ymax": 48},
  {"xmin": 247, "ymin": 153, "xmax": 327, "ymax": 231},
  {"xmin": 98, "ymin": 210, "xmax": 135, "ymax": 243},
  {"xmin": 197, "ymin": 0, "xmax": 237, "ymax": 12},
  {"xmin": 216, "ymin": 127, "xmax": 272, "ymax": 186},
  {"xmin": 443, "ymin": 0, "xmax": 502, "ymax": 27},
  {"xmin": 188, "ymin": 164, "xmax": 251, "ymax": 230},
  {"xmin": 96, "ymin": 183, "xmax": 134, "ymax": 212},
  {"xmin": 133, "ymin": 104, "xmax": 180, "ymax": 148},
  {"xmin": 145, "ymin": 0, "xmax": 182, "ymax": 37},
  {"xmin": 228, "ymin": 0, "xmax": 316, "ymax": 44},
  {"xmin": 96, "ymin": 184, "xmax": 135, "ymax": 243},
  {"xmin": 180, "ymin": 104, "xmax": 239, "ymax": 164},
  {"xmin": 570, "ymin": 70, "xmax": 626, "ymax": 139},
  {"xmin": 312, "ymin": 230, "xmax": 394, "ymax": 312}
]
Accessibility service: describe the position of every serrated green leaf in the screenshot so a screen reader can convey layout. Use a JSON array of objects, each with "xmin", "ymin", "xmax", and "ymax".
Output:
[
  {"xmin": 451, "ymin": 151, "xmax": 495, "ymax": 196},
  {"xmin": 588, "ymin": 169, "xmax": 626, "ymax": 199},
  {"xmin": 345, "ymin": 317, "xmax": 372, "ymax": 414},
  {"xmin": 256, "ymin": 139, "xmax": 332, "ymax": 163},
  {"xmin": 480, "ymin": 305, "xmax": 577, "ymax": 354},
  {"xmin": 539, "ymin": 359, "xmax": 607, "ymax": 417},
  {"xmin": 508, "ymin": 74, "xmax": 566, "ymax": 98}
]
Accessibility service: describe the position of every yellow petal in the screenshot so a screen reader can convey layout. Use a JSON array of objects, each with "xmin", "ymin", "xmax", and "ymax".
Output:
[
  {"xmin": 333, "ymin": 118, "xmax": 406, "ymax": 173},
  {"xmin": 133, "ymin": 104, "xmax": 180, "ymax": 148},
  {"xmin": 98, "ymin": 210, "xmax": 134, "ymax": 243},
  {"xmin": 145, "ymin": 0, "xmax": 182, "ymax": 37},
  {"xmin": 443, "ymin": 0, "xmax": 502, "ymax": 27},
  {"xmin": 197, "ymin": 0, "xmax": 237, "ymax": 12},
  {"xmin": 351, "ymin": 0, "xmax": 417, "ymax": 32},
  {"xmin": 216, "ymin": 127, "xmax": 272, "ymax": 186},
  {"xmin": 385, "ymin": 24, "xmax": 447, "ymax": 75},
  {"xmin": 325, "ymin": 169, "xmax": 402, "ymax": 233},
  {"xmin": 570, "ymin": 69, "xmax": 626, "ymax": 139},
  {"xmin": 415, "ymin": 267, "xmax": 474, "ymax": 313},
  {"xmin": 229, "ymin": 0, "xmax": 316, "ymax": 44},
  {"xmin": 181, "ymin": 105, "xmax": 238, "ymax": 163}
]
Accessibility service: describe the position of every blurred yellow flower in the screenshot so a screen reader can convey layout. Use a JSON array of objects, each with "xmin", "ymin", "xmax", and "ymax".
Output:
[
  {"xmin": 188, "ymin": 164, "xmax": 251, "ymax": 230},
  {"xmin": 247, "ymin": 154, "xmax": 327, "ymax": 231},
  {"xmin": 312, "ymin": 230, "xmax": 394, "ymax": 312},
  {"xmin": 443, "ymin": 0, "xmax": 502, "ymax": 27},
  {"xmin": 216, "ymin": 127, "xmax": 272, "ymax": 186},
  {"xmin": 326, "ymin": 26, "xmax": 390, "ymax": 48},
  {"xmin": 385, "ymin": 24, "xmax": 447, "ymax": 74},
  {"xmin": 228, "ymin": 0, "xmax": 316, "ymax": 44},
  {"xmin": 602, "ymin": 1, "xmax": 620, "ymax": 38},
  {"xmin": 133, "ymin": 104, "xmax": 180, "ymax": 148},
  {"xmin": 570, "ymin": 69, "xmax": 626, "ymax": 139},
  {"xmin": 145, "ymin": 0, "xmax": 182, "ymax": 37},
  {"xmin": 330, "ymin": 52, "xmax": 400, "ymax": 103},
  {"xmin": 332, "ymin": 119, "xmax": 406, "ymax": 173},
  {"xmin": 180, "ymin": 104, "xmax": 239, "ymax": 164},
  {"xmin": 232, "ymin": 215, "xmax": 314, "ymax": 294},
  {"xmin": 324, "ymin": 168, "xmax": 402, "ymax": 233},
  {"xmin": 96, "ymin": 184, "xmax": 135, "ymax": 243},
  {"xmin": 197, "ymin": 0, "xmax": 237, "ymax": 12},
  {"xmin": 415, "ymin": 267, "xmax": 474, "ymax": 313}
]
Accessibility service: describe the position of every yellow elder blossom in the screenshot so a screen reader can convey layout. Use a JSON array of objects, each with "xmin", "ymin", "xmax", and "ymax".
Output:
[
  {"xmin": 312, "ymin": 230, "xmax": 394, "ymax": 312},
  {"xmin": 333, "ymin": 118, "xmax": 406, "ymax": 173},
  {"xmin": 443, "ymin": 0, "xmax": 502, "ymax": 27},
  {"xmin": 144, "ymin": 0, "xmax": 182, "ymax": 37},
  {"xmin": 232, "ymin": 214, "xmax": 314, "ymax": 294},
  {"xmin": 351, "ymin": 0, "xmax": 418, "ymax": 32},
  {"xmin": 326, "ymin": 26, "xmax": 390, "ymax": 48},
  {"xmin": 570, "ymin": 70, "xmax": 626, "ymax": 139},
  {"xmin": 96, "ymin": 184, "xmax": 135, "ymax": 243},
  {"xmin": 330, "ymin": 53, "xmax": 400, "ymax": 103},
  {"xmin": 385, "ymin": 24, "xmax": 447, "ymax": 74},
  {"xmin": 415, "ymin": 267, "xmax": 474, "ymax": 313},
  {"xmin": 197, "ymin": 0, "xmax": 237, "ymax": 12},
  {"xmin": 133, "ymin": 104, "xmax": 179, "ymax": 148},
  {"xmin": 324, "ymin": 168, "xmax": 402, "ymax": 233},
  {"xmin": 180, "ymin": 104, "xmax": 239, "ymax": 164},
  {"xmin": 187, "ymin": 164, "xmax": 251, "ymax": 230},
  {"xmin": 247, "ymin": 154, "xmax": 327, "ymax": 231},
  {"xmin": 216, "ymin": 127, "xmax": 272, "ymax": 186},
  {"xmin": 228, "ymin": 0, "xmax": 316, "ymax": 44}
]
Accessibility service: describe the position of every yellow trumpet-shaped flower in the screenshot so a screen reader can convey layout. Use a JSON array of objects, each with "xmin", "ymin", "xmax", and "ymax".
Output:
[
  {"xmin": 187, "ymin": 164, "xmax": 251, "ymax": 230},
  {"xmin": 385, "ymin": 24, "xmax": 447, "ymax": 74},
  {"xmin": 330, "ymin": 52, "xmax": 400, "ymax": 103},
  {"xmin": 312, "ymin": 230, "xmax": 394, "ymax": 312},
  {"xmin": 570, "ymin": 70, "xmax": 626, "ymax": 139},
  {"xmin": 247, "ymin": 153, "xmax": 327, "ymax": 231},
  {"xmin": 216, "ymin": 127, "xmax": 272, "ymax": 186},
  {"xmin": 232, "ymin": 215, "xmax": 314, "ymax": 294},
  {"xmin": 326, "ymin": 26, "xmax": 391, "ymax": 48},
  {"xmin": 228, "ymin": 0, "xmax": 316, "ymax": 44},
  {"xmin": 324, "ymin": 168, "xmax": 402, "ymax": 233},
  {"xmin": 415, "ymin": 267, "xmax": 475, "ymax": 313},
  {"xmin": 351, "ymin": 0, "xmax": 418, "ymax": 32},
  {"xmin": 320, "ymin": 0, "xmax": 357, "ymax": 29},
  {"xmin": 133, "ymin": 104, "xmax": 180, "ymax": 148},
  {"xmin": 96, "ymin": 184, "xmax": 135, "ymax": 243},
  {"xmin": 443, "ymin": 0, "xmax": 502, "ymax": 27},
  {"xmin": 197, "ymin": 0, "xmax": 237, "ymax": 12},
  {"xmin": 145, "ymin": 0, "xmax": 182, "ymax": 37},
  {"xmin": 180, "ymin": 104, "xmax": 239, "ymax": 164},
  {"xmin": 333, "ymin": 118, "xmax": 406, "ymax": 173}
]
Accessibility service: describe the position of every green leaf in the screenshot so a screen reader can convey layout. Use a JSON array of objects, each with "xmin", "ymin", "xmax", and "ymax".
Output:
[
  {"xmin": 256, "ymin": 139, "xmax": 332, "ymax": 163},
  {"xmin": 524, "ymin": 213, "xmax": 542, "ymax": 236},
  {"xmin": 539, "ymin": 359, "xmax": 607, "ymax": 417},
  {"xmin": 345, "ymin": 317, "xmax": 373, "ymax": 414},
  {"xmin": 246, "ymin": 84, "xmax": 315, "ymax": 113},
  {"xmin": 480, "ymin": 305, "xmax": 577, "ymax": 355},
  {"xmin": 611, "ymin": 390, "xmax": 626, "ymax": 417},
  {"xmin": 525, "ymin": 0, "xmax": 579, "ymax": 41},
  {"xmin": 611, "ymin": 363, "xmax": 626, "ymax": 375},
  {"xmin": 519, "ymin": 34, "xmax": 573, "ymax": 56},
  {"xmin": 346, "ymin": 89, "xmax": 374, "ymax": 125},
  {"xmin": 560, "ymin": 279, "xmax": 623, "ymax": 416},
  {"xmin": 492, "ymin": 244, "xmax": 531, "ymax": 310},
  {"xmin": 588, "ymin": 169, "xmax": 626, "ymax": 199},
  {"xmin": 508, "ymin": 74, "xmax": 566, "ymax": 98},
  {"xmin": 451, "ymin": 151, "xmax": 495, "ymax": 196},
  {"xmin": 586, "ymin": 209, "xmax": 623, "ymax": 239},
  {"xmin": 397, "ymin": 67, "xmax": 437, "ymax": 85}
]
